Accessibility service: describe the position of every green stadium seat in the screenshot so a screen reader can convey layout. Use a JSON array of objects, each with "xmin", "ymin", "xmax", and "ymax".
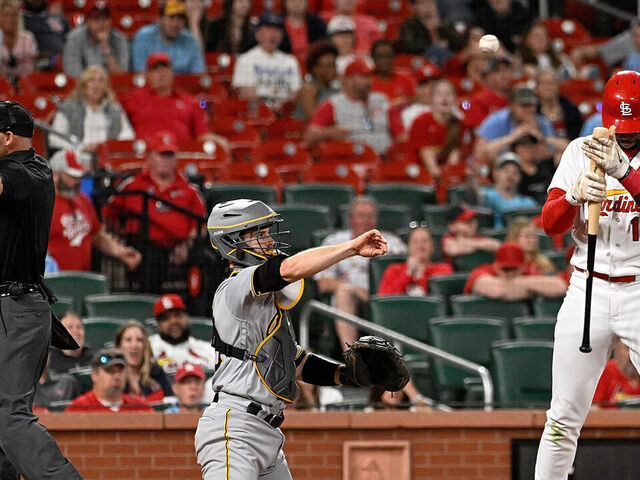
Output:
[
  {"xmin": 190, "ymin": 317, "xmax": 213, "ymax": 342},
  {"xmin": 512, "ymin": 316, "xmax": 556, "ymax": 341},
  {"xmin": 452, "ymin": 251, "xmax": 495, "ymax": 272},
  {"xmin": 428, "ymin": 273, "xmax": 469, "ymax": 314},
  {"xmin": 447, "ymin": 185, "xmax": 469, "ymax": 204},
  {"xmin": 376, "ymin": 204, "xmax": 412, "ymax": 234},
  {"xmin": 83, "ymin": 317, "xmax": 128, "ymax": 349},
  {"xmin": 276, "ymin": 205, "xmax": 331, "ymax": 254},
  {"xmin": 282, "ymin": 183, "xmax": 355, "ymax": 228},
  {"xmin": 503, "ymin": 207, "xmax": 542, "ymax": 226},
  {"xmin": 52, "ymin": 296, "xmax": 74, "ymax": 318},
  {"xmin": 69, "ymin": 366, "xmax": 93, "ymax": 393},
  {"xmin": 83, "ymin": 294, "xmax": 159, "ymax": 321},
  {"xmin": 533, "ymin": 296, "xmax": 564, "ymax": 317},
  {"xmin": 204, "ymin": 184, "xmax": 277, "ymax": 211},
  {"xmin": 45, "ymin": 271, "xmax": 109, "ymax": 315},
  {"xmin": 422, "ymin": 205, "xmax": 448, "ymax": 229},
  {"xmin": 365, "ymin": 183, "xmax": 436, "ymax": 220},
  {"xmin": 543, "ymin": 250, "xmax": 566, "ymax": 271},
  {"xmin": 479, "ymin": 228, "xmax": 507, "ymax": 242},
  {"xmin": 537, "ymin": 232, "xmax": 555, "ymax": 251},
  {"xmin": 474, "ymin": 207, "xmax": 495, "ymax": 230},
  {"xmin": 450, "ymin": 294, "xmax": 531, "ymax": 322},
  {"xmin": 312, "ymin": 228, "xmax": 334, "ymax": 247},
  {"xmin": 428, "ymin": 317, "xmax": 510, "ymax": 403},
  {"xmin": 368, "ymin": 253, "xmax": 407, "ymax": 295},
  {"xmin": 491, "ymin": 340, "xmax": 553, "ymax": 408}
]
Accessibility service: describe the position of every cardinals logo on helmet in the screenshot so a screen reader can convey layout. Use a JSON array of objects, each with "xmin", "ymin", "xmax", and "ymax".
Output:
[{"xmin": 620, "ymin": 101, "xmax": 633, "ymax": 117}]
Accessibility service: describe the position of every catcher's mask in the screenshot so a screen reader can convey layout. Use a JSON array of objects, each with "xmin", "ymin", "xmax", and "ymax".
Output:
[{"xmin": 207, "ymin": 199, "xmax": 290, "ymax": 267}]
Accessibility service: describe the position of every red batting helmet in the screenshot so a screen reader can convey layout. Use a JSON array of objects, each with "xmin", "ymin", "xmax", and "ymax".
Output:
[{"xmin": 602, "ymin": 70, "xmax": 640, "ymax": 133}]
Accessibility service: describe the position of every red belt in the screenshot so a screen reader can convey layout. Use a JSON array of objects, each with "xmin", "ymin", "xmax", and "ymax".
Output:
[{"xmin": 575, "ymin": 267, "xmax": 638, "ymax": 283}]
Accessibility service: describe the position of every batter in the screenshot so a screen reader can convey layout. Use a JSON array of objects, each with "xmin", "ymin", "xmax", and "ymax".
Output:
[{"xmin": 536, "ymin": 70, "xmax": 640, "ymax": 479}]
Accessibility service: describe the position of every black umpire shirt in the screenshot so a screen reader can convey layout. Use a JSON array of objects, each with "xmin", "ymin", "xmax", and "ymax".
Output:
[{"xmin": 0, "ymin": 148, "xmax": 54, "ymax": 283}]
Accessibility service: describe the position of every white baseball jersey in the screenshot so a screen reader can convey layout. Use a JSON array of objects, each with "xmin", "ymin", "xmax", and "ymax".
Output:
[{"xmin": 149, "ymin": 334, "xmax": 217, "ymax": 374}]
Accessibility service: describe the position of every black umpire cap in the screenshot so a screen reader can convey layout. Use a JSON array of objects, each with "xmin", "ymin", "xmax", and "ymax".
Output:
[{"xmin": 0, "ymin": 101, "xmax": 34, "ymax": 138}]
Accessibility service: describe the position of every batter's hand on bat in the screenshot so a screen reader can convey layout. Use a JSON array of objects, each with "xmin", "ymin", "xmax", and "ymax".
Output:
[
  {"xmin": 566, "ymin": 171, "xmax": 607, "ymax": 205},
  {"xmin": 581, "ymin": 126, "xmax": 630, "ymax": 179},
  {"xmin": 352, "ymin": 229, "xmax": 388, "ymax": 258}
]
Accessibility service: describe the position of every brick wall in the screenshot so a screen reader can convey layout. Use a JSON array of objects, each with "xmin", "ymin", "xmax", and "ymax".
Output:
[{"xmin": 38, "ymin": 410, "xmax": 640, "ymax": 480}]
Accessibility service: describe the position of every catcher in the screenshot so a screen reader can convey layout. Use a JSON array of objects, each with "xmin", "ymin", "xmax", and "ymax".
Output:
[{"xmin": 195, "ymin": 199, "xmax": 410, "ymax": 480}]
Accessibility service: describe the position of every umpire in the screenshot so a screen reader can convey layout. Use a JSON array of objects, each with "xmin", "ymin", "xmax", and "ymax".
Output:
[{"xmin": 0, "ymin": 101, "xmax": 83, "ymax": 479}]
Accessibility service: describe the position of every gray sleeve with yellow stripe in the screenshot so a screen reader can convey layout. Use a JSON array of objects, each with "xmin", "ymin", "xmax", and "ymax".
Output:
[{"xmin": 211, "ymin": 266, "xmax": 305, "ymax": 409}]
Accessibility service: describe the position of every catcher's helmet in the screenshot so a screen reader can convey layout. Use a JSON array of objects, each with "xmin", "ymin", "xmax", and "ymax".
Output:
[
  {"xmin": 602, "ymin": 70, "xmax": 640, "ymax": 134},
  {"xmin": 207, "ymin": 199, "xmax": 289, "ymax": 267}
]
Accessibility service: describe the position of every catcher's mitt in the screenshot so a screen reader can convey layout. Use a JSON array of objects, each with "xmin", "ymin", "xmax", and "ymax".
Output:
[{"xmin": 341, "ymin": 336, "xmax": 410, "ymax": 391}]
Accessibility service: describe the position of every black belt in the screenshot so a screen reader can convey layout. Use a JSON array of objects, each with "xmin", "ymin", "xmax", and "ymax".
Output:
[
  {"xmin": 0, "ymin": 282, "xmax": 42, "ymax": 297},
  {"xmin": 213, "ymin": 393, "xmax": 285, "ymax": 428}
]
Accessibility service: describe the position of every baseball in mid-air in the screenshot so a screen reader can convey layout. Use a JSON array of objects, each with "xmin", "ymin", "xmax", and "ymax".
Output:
[{"xmin": 478, "ymin": 34, "xmax": 500, "ymax": 54}]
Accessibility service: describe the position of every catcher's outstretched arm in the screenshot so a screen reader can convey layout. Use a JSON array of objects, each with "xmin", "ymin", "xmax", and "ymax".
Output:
[{"xmin": 297, "ymin": 352, "xmax": 344, "ymax": 386}]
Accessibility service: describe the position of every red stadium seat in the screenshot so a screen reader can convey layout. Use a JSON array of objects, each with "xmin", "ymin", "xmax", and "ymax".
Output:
[
  {"xmin": 356, "ymin": 0, "xmax": 410, "ymax": 19},
  {"xmin": 216, "ymin": 159, "xmax": 284, "ymax": 192},
  {"xmin": 173, "ymin": 74, "xmax": 228, "ymax": 102},
  {"xmin": 251, "ymin": 0, "xmax": 282, "ymax": 16},
  {"xmin": 540, "ymin": 18, "xmax": 592, "ymax": 52},
  {"xmin": 213, "ymin": 98, "xmax": 275, "ymax": 127},
  {"xmin": 109, "ymin": 72, "xmax": 147, "ymax": 95},
  {"xmin": 394, "ymin": 54, "xmax": 430, "ymax": 73},
  {"xmin": 301, "ymin": 161, "xmax": 366, "ymax": 193},
  {"xmin": 204, "ymin": 52, "xmax": 236, "ymax": 84},
  {"xmin": 111, "ymin": 11, "xmax": 158, "ymax": 37},
  {"xmin": 109, "ymin": 0, "xmax": 160, "ymax": 13},
  {"xmin": 18, "ymin": 72, "xmax": 75, "ymax": 98},
  {"xmin": 10, "ymin": 93, "xmax": 57, "ymax": 120},
  {"xmin": 264, "ymin": 118, "xmax": 305, "ymax": 140},
  {"xmin": 558, "ymin": 78, "xmax": 603, "ymax": 104},
  {"xmin": 368, "ymin": 158, "xmax": 433, "ymax": 184},
  {"xmin": 314, "ymin": 140, "xmax": 380, "ymax": 165},
  {"xmin": 0, "ymin": 76, "xmax": 15, "ymax": 97},
  {"xmin": 251, "ymin": 140, "xmax": 312, "ymax": 183},
  {"xmin": 176, "ymin": 156, "xmax": 229, "ymax": 183},
  {"xmin": 209, "ymin": 117, "xmax": 261, "ymax": 161},
  {"xmin": 98, "ymin": 139, "xmax": 148, "ymax": 162},
  {"xmin": 100, "ymin": 155, "xmax": 146, "ymax": 174}
]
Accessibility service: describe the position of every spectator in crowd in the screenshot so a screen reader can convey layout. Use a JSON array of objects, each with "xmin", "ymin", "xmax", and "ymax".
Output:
[
  {"xmin": 593, "ymin": 339, "xmax": 640, "ymax": 408},
  {"xmin": 400, "ymin": 66, "xmax": 440, "ymax": 131},
  {"xmin": 101, "ymin": 131, "xmax": 206, "ymax": 293},
  {"xmin": 306, "ymin": 59, "xmax": 402, "ymax": 155},
  {"xmin": 518, "ymin": 21, "xmax": 576, "ymax": 82},
  {"xmin": 320, "ymin": 0, "xmax": 382, "ymax": 54},
  {"xmin": 47, "ymin": 149, "xmax": 141, "ymax": 272},
  {"xmin": 45, "ymin": 253, "xmax": 59, "ymax": 274},
  {"xmin": 296, "ymin": 42, "xmax": 339, "ymax": 120},
  {"xmin": 471, "ymin": 0, "xmax": 530, "ymax": 53},
  {"xmin": 474, "ymin": 84, "xmax": 568, "ymax": 166},
  {"xmin": 580, "ymin": 111, "xmax": 602, "ymax": 138},
  {"xmin": 511, "ymin": 133, "xmax": 555, "ymax": 200},
  {"xmin": 66, "ymin": 348, "xmax": 153, "ymax": 412},
  {"xmin": 534, "ymin": 68, "xmax": 583, "ymax": 141},
  {"xmin": 34, "ymin": 354, "xmax": 81, "ymax": 411},
  {"xmin": 465, "ymin": 55, "xmax": 513, "ymax": 129},
  {"xmin": 149, "ymin": 294, "xmax": 216, "ymax": 374},
  {"xmin": 408, "ymin": 78, "xmax": 467, "ymax": 182},
  {"xmin": 121, "ymin": 52, "xmax": 219, "ymax": 142},
  {"xmin": 471, "ymin": 151, "xmax": 539, "ymax": 229},
  {"xmin": 49, "ymin": 65, "xmax": 135, "ymax": 154},
  {"xmin": 326, "ymin": 15, "xmax": 362, "ymax": 75},
  {"xmin": 0, "ymin": 0, "xmax": 37, "ymax": 82},
  {"xmin": 441, "ymin": 204, "xmax": 500, "ymax": 263},
  {"xmin": 184, "ymin": 0, "xmax": 210, "ymax": 51},
  {"xmin": 62, "ymin": 0, "xmax": 129, "ymax": 78},
  {"xmin": 22, "ymin": 0, "xmax": 69, "ymax": 70},
  {"xmin": 280, "ymin": 0, "xmax": 326, "ymax": 60},
  {"xmin": 115, "ymin": 321, "xmax": 173, "ymax": 403},
  {"xmin": 206, "ymin": 0, "xmax": 256, "ymax": 53},
  {"xmin": 398, "ymin": 0, "xmax": 450, "ymax": 65},
  {"xmin": 441, "ymin": 25, "xmax": 487, "ymax": 79},
  {"xmin": 368, "ymin": 384, "xmax": 432, "ymax": 412},
  {"xmin": 463, "ymin": 242, "xmax": 567, "ymax": 299},
  {"xmin": 49, "ymin": 312, "xmax": 94, "ymax": 374},
  {"xmin": 624, "ymin": 19, "xmax": 640, "ymax": 72},
  {"xmin": 506, "ymin": 216, "xmax": 556, "ymax": 275},
  {"xmin": 131, "ymin": 0, "xmax": 205, "ymax": 74},
  {"xmin": 315, "ymin": 196, "xmax": 406, "ymax": 348},
  {"xmin": 165, "ymin": 363, "xmax": 206, "ymax": 413},
  {"xmin": 378, "ymin": 225, "xmax": 453, "ymax": 296},
  {"xmin": 371, "ymin": 39, "xmax": 415, "ymax": 106},
  {"xmin": 231, "ymin": 12, "xmax": 302, "ymax": 109}
]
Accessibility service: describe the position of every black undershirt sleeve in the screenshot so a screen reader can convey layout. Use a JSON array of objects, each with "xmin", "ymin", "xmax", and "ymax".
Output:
[{"xmin": 252, "ymin": 254, "xmax": 290, "ymax": 294}]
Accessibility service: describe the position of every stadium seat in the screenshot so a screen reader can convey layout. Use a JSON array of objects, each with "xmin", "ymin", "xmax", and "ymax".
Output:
[
  {"xmin": 52, "ymin": 296, "xmax": 75, "ymax": 318},
  {"xmin": 452, "ymin": 251, "xmax": 495, "ymax": 272},
  {"xmin": 111, "ymin": 11, "xmax": 158, "ymax": 37},
  {"xmin": 45, "ymin": 271, "xmax": 110, "ymax": 315},
  {"xmin": 283, "ymin": 183, "xmax": 355, "ymax": 228},
  {"xmin": 189, "ymin": 317, "xmax": 213, "ymax": 343},
  {"xmin": 427, "ymin": 273, "xmax": 469, "ymax": 314},
  {"xmin": 83, "ymin": 317, "xmax": 128, "ymax": 349},
  {"xmin": 376, "ymin": 204, "xmax": 412, "ymax": 234},
  {"xmin": 491, "ymin": 340, "xmax": 553, "ymax": 408},
  {"xmin": 251, "ymin": 140, "xmax": 313, "ymax": 183},
  {"xmin": 428, "ymin": 317, "xmax": 510, "ymax": 403},
  {"xmin": 209, "ymin": 118, "xmax": 261, "ymax": 161},
  {"xmin": 537, "ymin": 232, "xmax": 555, "ymax": 252},
  {"xmin": 365, "ymin": 183, "xmax": 437, "ymax": 221},
  {"xmin": 447, "ymin": 185, "xmax": 469, "ymax": 205},
  {"xmin": 69, "ymin": 366, "xmax": 93, "ymax": 393},
  {"xmin": 422, "ymin": 205, "xmax": 448, "ymax": 229},
  {"xmin": 450, "ymin": 294, "xmax": 530, "ymax": 322},
  {"xmin": 503, "ymin": 207, "xmax": 542, "ymax": 226},
  {"xmin": 544, "ymin": 250, "xmax": 567, "ymax": 271},
  {"xmin": 512, "ymin": 316, "xmax": 557, "ymax": 341},
  {"xmin": 368, "ymin": 253, "xmax": 407, "ymax": 295},
  {"xmin": 264, "ymin": 118, "xmax": 306, "ymax": 140},
  {"xmin": 367, "ymin": 158, "xmax": 433, "ymax": 184},
  {"xmin": 205, "ymin": 184, "xmax": 277, "ymax": 211},
  {"xmin": 204, "ymin": 52, "xmax": 235, "ymax": 83},
  {"xmin": 18, "ymin": 72, "xmax": 75, "ymax": 96},
  {"xmin": 300, "ymin": 161, "xmax": 366, "ymax": 193},
  {"xmin": 213, "ymin": 98, "xmax": 275, "ymax": 127},
  {"xmin": 84, "ymin": 294, "xmax": 159, "ymax": 321},
  {"xmin": 275, "ymin": 205, "xmax": 331, "ymax": 254},
  {"xmin": 479, "ymin": 228, "xmax": 507, "ymax": 242},
  {"xmin": 532, "ymin": 296, "xmax": 564, "ymax": 317},
  {"xmin": 215, "ymin": 159, "xmax": 283, "ymax": 190},
  {"xmin": 173, "ymin": 74, "xmax": 228, "ymax": 103},
  {"xmin": 356, "ymin": 0, "xmax": 410, "ymax": 18},
  {"xmin": 474, "ymin": 207, "xmax": 495, "ymax": 230},
  {"xmin": 10, "ymin": 93, "xmax": 56, "ymax": 120}
]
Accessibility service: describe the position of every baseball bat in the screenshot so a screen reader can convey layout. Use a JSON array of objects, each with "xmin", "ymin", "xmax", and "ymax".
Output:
[{"xmin": 579, "ymin": 126, "xmax": 609, "ymax": 353}]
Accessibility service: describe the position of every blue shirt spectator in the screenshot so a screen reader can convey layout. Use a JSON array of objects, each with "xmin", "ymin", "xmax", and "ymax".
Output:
[
  {"xmin": 580, "ymin": 111, "xmax": 602, "ymax": 138},
  {"xmin": 477, "ymin": 107, "xmax": 555, "ymax": 141},
  {"xmin": 45, "ymin": 253, "xmax": 59, "ymax": 274}
]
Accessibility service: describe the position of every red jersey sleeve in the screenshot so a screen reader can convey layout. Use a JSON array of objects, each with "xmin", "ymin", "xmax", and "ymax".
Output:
[
  {"xmin": 542, "ymin": 188, "xmax": 578, "ymax": 235},
  {"xmin": 377, "ymin": 263, "xmax": 412, "ymax": 295},
  {"xmin": 463, "ymin": 264, "xmax": 493, "ymax": 294},
  {"xmin": 309, "ymin": 100, "xmax": 335, "ymax": 127}
]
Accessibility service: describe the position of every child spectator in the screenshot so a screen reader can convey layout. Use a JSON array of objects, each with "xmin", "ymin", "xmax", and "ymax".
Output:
[
  {"xmin": 165, "ymin": 363, "xmax": 206, "ymax": 413},
  {"xmin": 505, "ymin": 216, "xmax": 556, "ymax": 275}
]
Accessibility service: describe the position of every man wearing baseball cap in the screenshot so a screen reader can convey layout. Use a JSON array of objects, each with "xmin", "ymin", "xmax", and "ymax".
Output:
[
  {"xmin": 0, "ymin": 100, "xmax": 85, "ymax": 479},
  {"xmin": 63, "ymin": 0, "xmax": 129, "ymax": 77},
  {"xmin": 149, "ymin": 294, "xmax": 216, "ymax": 375},
  {"xmin": 165, "ymin": 363, "xmax": 207, "ymax": 413},
  {"xmin": 102, "ymin": 131, "xmax": 205, "ymax": 292},
  {"xmin": 463, "ymin": 241, "xmax": 566, "ymax": 299},
  {"xmin": 321, "ymin": 0, "xmax": 382, "ymax": 54},
  {"xmin": 306, "ymin": 58, "xmax": 402, "ymax": 154},
  {"xmin": 441, "ymin": 204, "xmax": 500, "ymax": 263},
  {"xmin": 66, "ymin": 348, "xmax": 153, "ymax": 412},
  {"xmin": 131, "ymin": 0, "xmax": 204, "ymax": 73},
  {"xmin": 48, "ymin": 149, "xmax": 141, "ymax": 272}
]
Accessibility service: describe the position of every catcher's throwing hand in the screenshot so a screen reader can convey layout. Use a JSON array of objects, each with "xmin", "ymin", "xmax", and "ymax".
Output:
[
  {"xmin": 581, "ymin": 125, "xmax": 631, "ymax": 179},
  {"xmin": 352, "ymin": 229, "xmax": 388, "ymax": 258},
  {"xmin": 340, "ymin": 336, "xmax": 410, "ymax": 392}
]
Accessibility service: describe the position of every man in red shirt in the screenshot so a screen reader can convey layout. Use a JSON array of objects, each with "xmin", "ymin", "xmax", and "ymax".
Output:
[
  {"xmin": 441, "ymin": 204, "xmax": 500, "ymax": 263},
  {"xmin": 66, "ymin": 348, "xmax": 152, "ymax": 412},
  {"xmin": 320, "ymin": 0, "xmax": 382, "ymax": 54},
  {"xmin": 48, "ymin": 149, "xmax": 141, "ymax": 271},
  {"xmin": 465, "ymin": 55, "xmax": 513, "ymax": 128},
  {"xmin": 370, "ymin": 39, "xmax": 416, "ymax": 106},
  {"xmin": 102, "ymin": 130, "xmax": 206, "ymax": 292},
  {"xmin": 463, "ymin": 241, "xmax": 567, "ymax": 299}
]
